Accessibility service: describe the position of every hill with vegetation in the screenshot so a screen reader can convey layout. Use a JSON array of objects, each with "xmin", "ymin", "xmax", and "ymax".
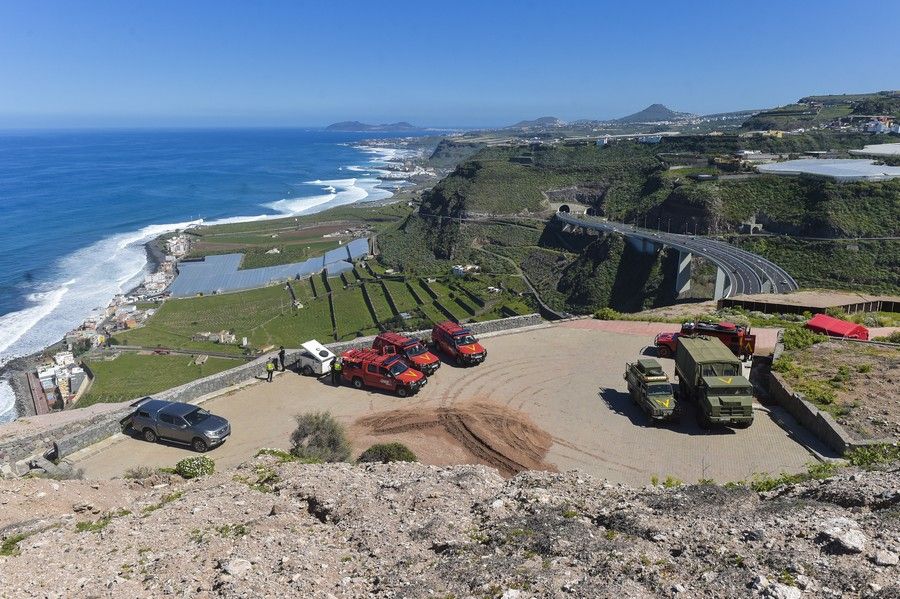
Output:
[
  {"xmin": 506, "ymin": 116, "xmax": 565, "ymax": 129},
  {"xmin": 394, "ymin": 132, "xmax": 900, "ymax": 303},
  {"xmin": 742, "ymin": 90, "xmax": 900, "ymax": 131},
  {"xmin": 616, "ymin": 103, "xmax": 694, "ymax": 123}
]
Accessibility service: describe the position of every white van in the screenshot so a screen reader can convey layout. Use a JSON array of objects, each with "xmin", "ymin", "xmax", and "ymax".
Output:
[{"xmin": 296, "ymin": 340, "xmax": 336, "ymax": 376}]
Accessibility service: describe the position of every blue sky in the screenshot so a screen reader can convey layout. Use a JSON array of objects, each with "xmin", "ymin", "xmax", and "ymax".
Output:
[{"xmin": 1, "ymin": 0, "xmax": 898, "ymax": 128}]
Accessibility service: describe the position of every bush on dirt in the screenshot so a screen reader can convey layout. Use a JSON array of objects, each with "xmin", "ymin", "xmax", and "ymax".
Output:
[
  {"xmin": 175, "ymin": 456, "xmax": 215, "ymax": 479},
  {"xmin": 290, "ymin": 412, "xmax": 351, "ymax": 463},
  {"xmin": 124, "ymin": 466, "xmax": 157, "ymax": 479},
  {"xmin": 358, "ymin": 442, "xmax": 418, "ymax": 464},
  {"xmin": 782, "ymin": 325, "xmax": 827, "ymax": 350}
]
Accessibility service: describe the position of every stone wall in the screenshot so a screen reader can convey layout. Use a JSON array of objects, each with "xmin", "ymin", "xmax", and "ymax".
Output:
[
  {"xmin": 1, "ymin": 314, "xmax": 545, "ymax": 475},
  {"xmin": 767, "ymin": 371, "xmax": 895, "ymax": 455}
]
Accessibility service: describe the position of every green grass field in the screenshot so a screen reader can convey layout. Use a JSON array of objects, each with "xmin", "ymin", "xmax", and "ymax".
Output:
[
  {"xmin": 364, "ymin": 282, "xmax": 395, "ymax": 323},
  {"xmin": 332, "ymin": 286, "xmax": 377, "ymax": 340},
  {"xmin": 383, "ymin": 279, "xmax": 420, "ymax": 313},
  {"xmin": 81, "ymin": 353, "xmax": 242, "ymax": 406},
  {"xmin": 114, "ymin": 283, "xmax": 336, "ymax": 350}
]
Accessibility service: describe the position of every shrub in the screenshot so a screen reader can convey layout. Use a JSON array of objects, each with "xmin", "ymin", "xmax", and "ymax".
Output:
[
  {"xmin": 846, "ymin": 444, "xmax": 900, "ymax": 469},
  {"xmin": 124, "ymin": 466, "xmax": 157, "ymax": 479},
  {"xmin": 782, "ymin": 326, "xmax": 827, "ymax": 350},
  {"xmin": 873, "ymin": 331, "xmax": 900, "ymax": 343},
  {"xmin": 290, "ymin": 412, "xmax": 351, "ymax": 463},
  {"xmin": 175, "ymin": 456, "xmax": 215, "ymax": 479},
  {"xmin": 358, "ymin": 442, "xmax": 418, "ymax": 464},
  {"xmin": 594, "ymin": 307, "xmax": 621, "ymax": 320}
]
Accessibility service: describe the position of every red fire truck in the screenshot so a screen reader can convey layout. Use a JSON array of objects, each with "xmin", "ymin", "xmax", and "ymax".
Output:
[
  {"xmin": 340, "ymin": 348, "xmax": 427, "ymax": 397},
  {"xmin": 431, "ymin": 321, "xmax": 486, "ymax": 366},
  {"xmin": 372, "ymin": 331, "xmax": 441, "ymax": 376}
]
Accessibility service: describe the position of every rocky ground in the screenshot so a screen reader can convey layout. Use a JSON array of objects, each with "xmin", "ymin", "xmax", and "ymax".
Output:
[{"xmin": 0, "ymin": 459, "xmax": 898, "ymax": 598}]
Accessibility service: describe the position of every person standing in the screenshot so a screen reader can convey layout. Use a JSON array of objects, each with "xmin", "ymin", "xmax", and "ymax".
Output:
[
  {"xmin": 331, "ymin": 358, "xmax": 342, "ymax": 386},
  {"xmin": 278, "ymin": 346, "xmax": 286, "ymax": 371},
  {"xmin": 266, "ymin": 358, "xmax": 275, "ymax": 382}
]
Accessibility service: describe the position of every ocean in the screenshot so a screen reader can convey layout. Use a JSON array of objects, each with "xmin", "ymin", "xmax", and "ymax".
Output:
[{"xmin": 0, "ymin": 128, "xmax": 427, "ymax": 422}]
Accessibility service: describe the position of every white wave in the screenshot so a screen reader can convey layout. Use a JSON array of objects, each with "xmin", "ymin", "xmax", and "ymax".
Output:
[
  {"xmin": 0, "ymin": 219, "xmax": 199, "ymax": 368},
  {"xmin": 265, "ymin": 177, "xmax": 393, "ymax": 216},
  {"xmin": 0, "ymin": 379, "xmax": 15, "ymax": 425}
]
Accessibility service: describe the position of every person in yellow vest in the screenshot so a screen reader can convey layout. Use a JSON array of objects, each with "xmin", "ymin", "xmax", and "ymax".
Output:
[
  {"xmin": 331, "ymin": 357, "xmax": 342, "ymax": 386},
  {"xmin": 266, "ymin": 358, "xmax": 275, "ymax": 382}
]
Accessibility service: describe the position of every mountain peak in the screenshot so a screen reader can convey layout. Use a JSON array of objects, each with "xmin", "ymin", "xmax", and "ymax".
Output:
[{"xmin": 616, "ymin": 104, "xmax": 694, "ymax": 123}]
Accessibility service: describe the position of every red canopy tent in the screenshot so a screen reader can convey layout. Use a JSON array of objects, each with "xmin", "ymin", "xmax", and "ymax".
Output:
[{"xmin": 805, "ymin": 313, "xmax": 869, "ymax": 340}]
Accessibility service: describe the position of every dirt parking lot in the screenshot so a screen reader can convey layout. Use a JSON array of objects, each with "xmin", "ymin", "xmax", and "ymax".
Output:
[{"xmin": 74, "ymin": 321, "xmax": 831, "ymax": 485}]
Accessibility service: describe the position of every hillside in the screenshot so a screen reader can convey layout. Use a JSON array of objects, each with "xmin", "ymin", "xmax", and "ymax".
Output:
[
  {"xmin": 506, "ymin": 116, "xmax": 565, "ymax": 129},
  {"xmin": 1, "ymin": 460, "xmax": 897, "ymax": 596},
  {"xmin": 742, "ymin": 91, "xmax": 900, "ymax": 131},
  {"xmin": 325, "ymin": 121, "xmax": 418, "ymax": 132},
  {"xmin": 617, "ymin": 103, "xmax": 694, "ymax": 123}
]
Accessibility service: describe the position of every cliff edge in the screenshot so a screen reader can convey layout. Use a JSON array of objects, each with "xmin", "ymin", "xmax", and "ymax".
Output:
[{"xmin": 0, "ymin": 459, "xmax": 898, "ymax": 597}]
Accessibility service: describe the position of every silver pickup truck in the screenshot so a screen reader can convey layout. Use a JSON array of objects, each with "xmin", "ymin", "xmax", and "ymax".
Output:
[{"xmin": 129, "ymin": 397, "xmax": 231, "ymax": 452}]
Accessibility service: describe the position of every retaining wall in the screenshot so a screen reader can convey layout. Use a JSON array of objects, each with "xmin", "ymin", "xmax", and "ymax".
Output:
[
  {"xmin": 767, "ymin": 371, "xmax": 895, "ymax": 455},
  {"xmin": 0, "ymin": 313, "xmax": 544, "ymax": 475}
]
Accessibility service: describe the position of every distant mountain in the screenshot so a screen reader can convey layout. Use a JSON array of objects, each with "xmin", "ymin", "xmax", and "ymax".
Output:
[
  {"xmin": 616, "ymin": 104, "xmax": 694, "ymax": 123},
  {"xmin": 325, "ymin": 121, "xmax": 419, "ymax": 132},
  {"xmin": 506, "ymin": 116, "xmax": 566, "ymax": 129}
]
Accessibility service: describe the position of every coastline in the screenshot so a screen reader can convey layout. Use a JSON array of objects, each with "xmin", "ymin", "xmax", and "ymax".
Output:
[{"xmin": 0, "ymin": 138, "xmax": 429, "ymax": 424}]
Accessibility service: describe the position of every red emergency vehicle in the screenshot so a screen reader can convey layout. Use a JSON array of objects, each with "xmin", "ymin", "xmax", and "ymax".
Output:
[
  {"xmin": 340, "ymin": 348, "xmax": 427, "ymax": 397},
  {"xmin": 655, "ymin": 321, "xmax": 756, "ymax": 360},
  {"xmin": 372, "ymin": 331, "xmax": 441, "ymax": 376},
  {"xmin": 431, "ymin": 321, "xmax": 486, "ymax": 366}
]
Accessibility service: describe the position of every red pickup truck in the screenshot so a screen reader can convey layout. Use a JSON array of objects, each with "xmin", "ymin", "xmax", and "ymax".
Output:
[
  {"xmin": 431, "ymin": 321, "xmax": 486, "ymax": 366},
  {"xmin": 372, "ymin": 331, "xmax": 441, "ymax": 376},
  {"xmin": 340, "ymin": 348, "xmax": 427, "ymax": 397},
  {"xmin": 655, "ymin": 320, "xmax": 756, "ymax": 360}
]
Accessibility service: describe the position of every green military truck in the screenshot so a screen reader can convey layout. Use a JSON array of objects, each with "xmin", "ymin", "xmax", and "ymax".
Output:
[
  {"xmin": 623, "ymin": 358, "xmax": 677, "ymax": 422},
  {"xmin": 674, "ymin": 336, "xmax": 754, "ymax": 429}
]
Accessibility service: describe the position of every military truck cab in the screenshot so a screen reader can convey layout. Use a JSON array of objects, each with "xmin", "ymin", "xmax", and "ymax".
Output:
[
  {"xmin": 340, "ymin": 348, "xmax": 427, "ymax": 397},
  {"xmin": 674, "ymin": 336, "xmax": 754, "ymax": 429},
  {"xmin": 372, "ymin": 331, "xmax": 441, "ymax": 376},
  {"xmin": 623, "ymin": 358, "xmax": 677, "ymax": 421},
  {"xmin": 431, "ymin": 321, "xmax": 486, "ymax": 366}
]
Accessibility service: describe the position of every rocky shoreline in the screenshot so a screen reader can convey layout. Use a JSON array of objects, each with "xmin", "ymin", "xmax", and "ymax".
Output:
[{"xmin": 0, "ymin": 239, "xmax": 165, "ymax": 423}]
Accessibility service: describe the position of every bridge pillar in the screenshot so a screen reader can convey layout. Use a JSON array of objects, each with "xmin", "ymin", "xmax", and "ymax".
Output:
[
  {"xmin": 713, "ymin": 267, "xmax": 729, "ymax": 300},
  {"xmin": 627, "ymin": 236, "xmax": 658, "ymax": 254},
  {"xmin": 675, "ymin": 250, "xmax": 692, "ymax": 296}
]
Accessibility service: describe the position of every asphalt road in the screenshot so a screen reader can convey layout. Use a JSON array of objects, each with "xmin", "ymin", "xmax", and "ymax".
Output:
[
  {"xmin": 73, "ymin": 322, "xmax": 830, "ymax": 485},
  {"xmin": 555, "ymin": 213, "xmax": 799, "ymax": 296}
]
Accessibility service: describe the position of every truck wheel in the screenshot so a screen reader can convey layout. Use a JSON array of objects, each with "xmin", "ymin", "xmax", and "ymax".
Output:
[
  {"xmin": 143, "ymin": 428, "xmax": 157, "ymax": 443},
  {"xmin": 302, "ymin": 365, "xmax": 314, "ymax": 376},
  {"xmin": 352, "ymin": 377, "xmax": 364, "ymax": 390},
  {"xmin": 657, "ymin": 346, "xmax": 671, "ymax": 358},
  {"xmin": 192, "ymin": 438, "xmax": 208, "ymax": 453},
  {"xmin": 396, "ymin": 386, "xmax": 409, "ymax": 398}
]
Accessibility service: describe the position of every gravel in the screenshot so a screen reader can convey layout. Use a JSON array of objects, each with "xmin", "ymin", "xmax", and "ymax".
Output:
[{"xmin": 0, "ymin": 458, "xmax": 897, "ymax": 597}]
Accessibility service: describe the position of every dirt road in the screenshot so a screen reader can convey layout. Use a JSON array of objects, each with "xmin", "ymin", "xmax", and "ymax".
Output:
[{"xmin": 73, "ymin": 322, "xmax": 831, "ymax": 485}]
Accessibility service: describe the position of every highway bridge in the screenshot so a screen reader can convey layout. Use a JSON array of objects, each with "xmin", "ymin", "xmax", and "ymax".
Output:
[{"xmin": 555, "ymin": 212, "xmax": 799, "ymax": 298}]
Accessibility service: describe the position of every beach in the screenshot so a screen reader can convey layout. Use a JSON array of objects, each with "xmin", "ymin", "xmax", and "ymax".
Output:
[{"xmin": 0, "ymin": 132, "xmax": 434, "ymax": 423}]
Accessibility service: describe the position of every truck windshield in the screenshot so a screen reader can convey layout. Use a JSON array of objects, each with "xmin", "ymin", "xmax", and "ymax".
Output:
[
  {"xmin": 701, "ymin": 363, "xmax": 739, "ymax": 377},
  {"xmin": 405, "ymin": 344, "xmax": 426, "ymax": 357},
  {"xmin": 184, "ymin": 408, "xmax": 210, "ymax": 425},
  {"xmin": 389, "ymin": 361, "xmax": 408, "ymax": 376},
  {"xmin": 714, "ymin": 387, "xmax": 752, "ymax": 396},
  {"xmin": 454, "ymin": 334, "xmax": 476, "ymax": 345},
  {"xmin": 648, "ymin": 384, "xmax": 671, "ymax": 395}
]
